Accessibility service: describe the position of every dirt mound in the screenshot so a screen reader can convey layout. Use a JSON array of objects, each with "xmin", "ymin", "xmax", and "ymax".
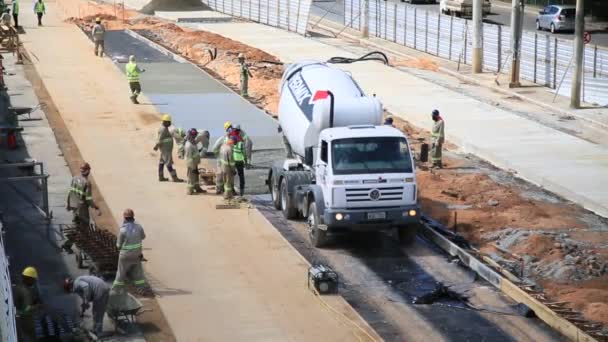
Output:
[
  {"xmin": 543, "ymin": 276, "xmax": 608, "ymax": 325},
  {"xmin": 140, "ymin": 0, "xmax": 210, "ymax": 14}
]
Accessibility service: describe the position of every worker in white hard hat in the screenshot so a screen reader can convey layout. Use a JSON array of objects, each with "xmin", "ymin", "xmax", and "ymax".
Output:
[
  {"xmin": 14, "ymin": 266, "xmax": 42, "ymax": 342},
  {"xmin": 125, "ymin": 55, "xmax": 145, "ymax": 104},
  {"xmin": 112, "ymin": 209, "xmax": 150, "ymax": 296},
  {"xmin": 154, "ymin": 114, "xmax": 182, "ymax": 182},
  {"xmin": 238, "ymin": 53, "xmax": 253, "ymax": 97},
  {"xmin": 91, "ymin": 17, "xmax": 106, "ymax": 57}
]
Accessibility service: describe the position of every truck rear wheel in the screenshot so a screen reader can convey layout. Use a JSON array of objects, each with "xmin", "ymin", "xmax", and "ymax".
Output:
[
  {"xmin": 308, "ymin": 202, "xmax": 328, "ymax": 247},
  {"xmin": 398, "ymin": 223, "xmax": 420, "ymax": 246},
  {"xmin": 270, "ymin": 174, "xmax": 281, "ymax": 210},
  {"xmin": 281, "ymin": 177, "xmax": 298, "ymax": 219}
]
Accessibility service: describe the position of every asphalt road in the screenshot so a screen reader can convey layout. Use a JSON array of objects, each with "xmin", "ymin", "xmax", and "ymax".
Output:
[{"xmin": 311, "ymin": 0, "xmax": 608, "ymax": 48}]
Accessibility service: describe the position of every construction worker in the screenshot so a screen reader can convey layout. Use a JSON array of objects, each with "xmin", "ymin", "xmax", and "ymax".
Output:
[
  {"xmin": 64, "ymin": 275, "xmax": 110, "ymax": 337},
  {"xmin": 220, "ymin": 136, "xmax": 236, "ymax": 200},
  {"xmin": 33, "ymin": 0, "xmax": 44, "ymax": 26},
  {"xmin": 233, "ymin": 132, "xmax": 246, "ymax": 197},
  {"xmin": 185, "ymin": 128, "xmax": 206, "ymax": 195},
  {"xmin": 431, "ymin": 109, "xmax": 445, "ymax": 169},
  {"xmin": 212, "ymin": 121, "xmax": 234, "ymax": 194},
  {"xmin": 154, "ymin": 114, "xmax": 182, "ymax": 182},
  {"xmin": 238, "ymin": 53, "xmax": 253, "ymax": 97},
  {"xmin": 173, "ymin": 127, "xmax": 187, "ymax": 159},
  {"xmin": 234, "ymin": 125, "xmax": 253, "ymax": 168},
  {"xmin": 11, "ymin": 0, "xmax": 18, "ymax": 28},
  {"xmin": 91, "ymin": 17, "xmax": 106, "ymax": 57},
  {"xmin": 112, "ymin": 209, "xmax": 148, "ymax": 294},
  {"xmin": 126, "ymin": 55, "xmax": 145, "ymax": 104},
  {"xmin": 14, "ymin": 267, "xmax": 41, "ymax": 342},
  {"xmin": 384, "ymin": 117, "xmax": 394, "ymax": 127},
  {"xmin": 196, "ymin": 129, "xmax": 211, "ymax": 156},
  {"xmin": 63, "ymin": 162, "xmax": 101, "ymax": 253}
]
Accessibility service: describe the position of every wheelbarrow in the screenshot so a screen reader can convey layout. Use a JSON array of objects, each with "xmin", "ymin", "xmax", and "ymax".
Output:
[{"xmin": 107, "ymin": 292, "xmax": 149, "ymax": 326}]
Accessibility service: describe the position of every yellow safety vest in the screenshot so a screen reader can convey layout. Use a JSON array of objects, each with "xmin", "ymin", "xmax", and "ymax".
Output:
[{"xmin": 125, "ymin": 62, "xmax": 140, "ymax": 82}]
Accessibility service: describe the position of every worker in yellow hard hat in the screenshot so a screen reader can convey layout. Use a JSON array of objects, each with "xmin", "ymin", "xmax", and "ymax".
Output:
[
  {"xmin": 92, "ymin": 17, "xmax": 106, "ymax": 57},
  {"xmin": 14, "ymin": 266, "xmax": 42, "ymax": 342},
  {"xmin": 154, "ymin": 114, "xmax": 182, "ymax": 182}
]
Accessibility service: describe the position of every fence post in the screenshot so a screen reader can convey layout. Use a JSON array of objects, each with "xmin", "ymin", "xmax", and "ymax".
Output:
[
  {"xmin": 593, "ymin": 45, "xmax": 597, "ymax": 78},
  {"xmin": 250, "ymin": 0, "xmax": 253, "ymax": 22},
  {"xmin": 436, "ymin": 13, "xmax": 441, "ymax": 56},
  {"xmin": 425, "ymin": 10, "xmax": 429, "ymax": 53},
  {"xmin": 534, "ymin": 33, "xmax": 538, "ymax": 83},
  {"xmin": 384, "ymin": 0, "xmax": 388, "ymax": 40},
  {"xmin": 267, "ymin": 0, "xmax": 270, "ymax": 24},
  {"xmin": 393, "ymin": 4, "xmax": 398, "ymax": 42},
  {"xmin": 464, "ymin": 21, "xmax": 468, "ymax": 64},
  {"xmin": 403, "ymin": 6, "xmax": 407, "ymax": 46},
  {"xmin": 259, "ymin": 0, "xmax": 262, "ymax": 22},
  {"xmin": 449, "ymin": 15, "xmax": 453, "ymax": 60},
  {"xmin": 497, "ymin": 25, "xmax": 502, "ymax": 72},
  {"xmin": 414, "ymin": 8, "xmax": 417, "ymax": 50},
  {"xmin": 276, "ymin": 0, "xmax": 280, "ymax": 27},
  {"xmin": 553, "ymin": 37, "xmax": 558, "ymax": 89},
  {"xmin": 240, "ymin": 0, "xmax": 243, "ymax": 18}
]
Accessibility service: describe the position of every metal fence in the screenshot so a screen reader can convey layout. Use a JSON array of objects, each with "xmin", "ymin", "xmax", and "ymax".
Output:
[
  {"xmin": 0, "ymin": 219, "xmax": 17, "ymax": 342},
  {"xmin": 344, "ymin": 0, "xmax": 608, "ymax": 106},
  {"xmin": 201, "ymin": 0, "xmax": 313, "ymax": 35}
]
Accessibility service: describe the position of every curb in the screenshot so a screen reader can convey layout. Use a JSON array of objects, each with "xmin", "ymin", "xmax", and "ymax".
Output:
[{"xmin": 311, "ymin": 19, "xmax": 608, "ymax": 130}]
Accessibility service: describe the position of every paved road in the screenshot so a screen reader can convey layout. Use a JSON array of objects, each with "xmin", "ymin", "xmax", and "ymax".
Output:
[{"xmin": 311, "ymin": 0, "xmax": 608, "ymax": 48}]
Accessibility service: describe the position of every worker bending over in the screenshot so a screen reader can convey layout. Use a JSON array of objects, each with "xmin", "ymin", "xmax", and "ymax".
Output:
[
  {"xmin": 154, "ymin": 114, "xmax": 182, "ymax": 182},
  {"xmin": 63, "ymin": 162, "xmax": 101, "ymax": 253},
  {"xmin": 64, "ymin": 275, "xmax": 110, "ymax": 337},
  {"xmin": 91, "ymin": 17, "xmax": 105, "ymax": 57},
  {"xmin": 112, "ymin": 209, "xmax": 149, "ymax": 294},
  {"xmin": 126, "ymin": 55, "xmax": 145, "ymax": 104},
  {"xmin": 13, "ymin": 267, "xmax": 41, "ymax": 342},
  {"xmin": 431, "ymin": 109, "xmax": 445, "ymax": 169},
  {"xmin": 185, "ymin": 128, "xmax": 206, "ymax": 195}
]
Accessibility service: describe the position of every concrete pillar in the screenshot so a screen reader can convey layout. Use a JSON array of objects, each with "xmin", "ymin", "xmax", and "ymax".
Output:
[
  {"xmin": 472, "ymin": 0, "xmax": 483, "ymax": 73},
  {"xmin": 570, "ymin": 0, "xmax": 585, "ymax": 108},
  {"xmin": 362, "ymin": 0, "xmax": 370, "ymax": 38},
  {"xmin": 509, "ymin": 0, "xmax": 523, "ymax": 87}
]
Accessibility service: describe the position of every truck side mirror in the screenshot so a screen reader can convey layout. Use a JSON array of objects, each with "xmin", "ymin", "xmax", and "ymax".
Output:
[
  {"xmin": 305, "ymin": 146, "xmax": 314, "ymax": 166},
  {"xmin": 420, "ymin": 143, "xmax": 429, "ymax": 163}
]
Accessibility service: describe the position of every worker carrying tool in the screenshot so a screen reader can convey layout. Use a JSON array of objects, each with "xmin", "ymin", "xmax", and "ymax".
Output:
[
  {"xmin": 431, "ymin": 109, "xmax": 445, "ymax": 169},
  {"xmin": 185, "ymin": 128, "xmax": 206, "ymax": 195},
  {"xmin": 34, "ymin": 0, "xmax": 44, "ymax": 26},
  {"xmin": 14, "ymin": 267, "xmax": 42, "ymax": 342},
  {"xmin": 64, "ymin": 275, "xmax": 110, "ymax": 337},
  {"xmin": 91, "ymin": 17, "xmax": 106, "ymax": 57},
  {"xmin": 219, "ymin": 136, "xmax": 236, "ymax": 200},
  {"xmin": 238, "ymin": 53, "xmax": 253, "ymax": 97},
  {"xmin": 63, "ymin": 162, "xmax": 101, "ymax": 254},
  {"xmin": 233, "ymin": 124, "xmax": 253, "ymax": 168},
  {"xmin": 154, "ymin": 114, "xmax": 182, "ymax": 182},
  {"xmin": 112, "ymin": 209, "xmax": 149, "ymax": 294},
  {"xmin": 126, "ymin": 55, "xmax": 145, "ymax": 104}
]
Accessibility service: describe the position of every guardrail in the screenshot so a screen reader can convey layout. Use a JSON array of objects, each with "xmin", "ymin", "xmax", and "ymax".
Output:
[
  {"xmin": 344, "ymin": 0, "xmax": 608, "ymax": 106},
  {"xmin": 201, "ymin": 0, "xmax": 313, "ymax": 35}
]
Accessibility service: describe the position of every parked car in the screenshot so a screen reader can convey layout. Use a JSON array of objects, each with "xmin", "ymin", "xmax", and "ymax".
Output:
[
  {"xmin": 536, "ymin": 5, "xmax": 575, "ymax": 34},
  {"xmin": 440, "ymin": 0, "xmax": 491, "ymax": 18},
  {"xmin": 402, "ymin": 0, "xmax": 437, "ymax": 4}
]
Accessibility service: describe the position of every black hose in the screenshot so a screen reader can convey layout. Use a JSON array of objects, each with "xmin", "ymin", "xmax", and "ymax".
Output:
[{"xmin": 326, "ymin": 51, "xmax": 390, "ymax": 65}]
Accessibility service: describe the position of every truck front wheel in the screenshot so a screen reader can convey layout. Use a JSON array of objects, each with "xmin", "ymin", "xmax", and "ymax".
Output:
[
  {"xmin": 308, "ymin": 202, "xmax": 328, "ymax": 247},
  {"xmin": 270, "ymin": 174, "xmax": 281, "ymax": 210},
  {"xmin": 281, "ymin": 177, "xmax": 298, "ymax": 219}
]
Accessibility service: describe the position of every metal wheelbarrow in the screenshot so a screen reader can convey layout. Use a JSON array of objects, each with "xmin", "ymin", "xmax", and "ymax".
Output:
[{"xmin": 107, "ymin": 292, "xmax": 149, "ymax": 325}]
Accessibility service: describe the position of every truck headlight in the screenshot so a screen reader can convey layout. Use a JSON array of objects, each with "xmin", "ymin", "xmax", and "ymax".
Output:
[
  {"xmin": 335, "ymin": 213, "xmax": 344, "ymax": 221},
  {"xmin": 409, "ymin": 210, "xmax": 417, "ymax": 217}
]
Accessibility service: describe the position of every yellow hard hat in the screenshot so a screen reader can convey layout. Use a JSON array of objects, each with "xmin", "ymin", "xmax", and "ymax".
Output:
[
  {"xmin": 161, "ymin": 114, "xmax": 172, "ymax": 122},
  {"xmin": 224, "ymin": 121, "xmax": 232, "ymax": 131},
  {"xmin": 22, "ymin": 267, "xmax": 38, "ymax": 279},
  {"xmin": 95, "ymin": 17, "xmax": 101, "ymax": 23}
]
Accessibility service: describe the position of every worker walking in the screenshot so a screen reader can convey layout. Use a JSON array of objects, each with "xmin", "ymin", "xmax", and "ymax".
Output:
[
  {"xmin": 154, "ymin": 114, "xmax": 182, "ymax": 182},
  {"xmin": 33, "ymin": 0, "xmax": 44, "ymax": 26},
  {"xmin": 63, "ymin": 162, "xmax": 101, "ymax": 253},
  {"xmin": 112, "ymin": 209, "xmax": 149, "ymax": 294},
  {"xmin": 220, "ymin": 137, "xmax": 236, "ymax": 200},
  {"xmin": 64, "ymin": 275, "xmax": 110, "ymax": 337},
  {"xmin": 185, "ymin": 128, "xmax": 206, "ymax": 195},
  {"xmin": 238, "ymin": 53, "xmax": 253, "ymax": 97},
  {"xmin": 13, "ymin": 267, "xmax": 41, "ymax": 342},
  {"xmin": 126, "ymin": 55, "xmax": 145, "ymax": 104},
  {"xmin": 431, "ymin": 109, "xmax": 445, "ymax": 169},
  {"xmin": 91, "ymin": 17, "xmax": 106, "ymax": 57},
  {"xmin": 11, "ymin": 0, "xmax": 18, "ymax": 28}
]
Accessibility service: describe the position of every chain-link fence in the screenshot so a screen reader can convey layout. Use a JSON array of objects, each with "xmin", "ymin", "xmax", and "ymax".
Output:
[
  {"xmin": 201, "ymin": 0, "xmax": 313, "ymax": 35},
  {"xmin": 344, "ymin": 0, "xmax": 608, "ymax": 106}
]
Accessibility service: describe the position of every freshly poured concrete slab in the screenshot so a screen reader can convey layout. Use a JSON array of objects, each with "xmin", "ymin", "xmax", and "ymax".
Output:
[
  {"xmin": 155, "ymin": 10, "xmax": 232, "ymax": 22},
  {"xmin": 104, "ymin": 30, "xmax": 282, "ymax": 150}
]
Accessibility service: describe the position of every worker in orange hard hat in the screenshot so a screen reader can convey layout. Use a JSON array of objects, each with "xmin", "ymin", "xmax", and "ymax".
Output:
[
  {"xmin": 112, "ymin": 209, "xmax": 150, "ymax": 296},
  {"xmin": 62, "ymin": 162, "xmax": 101, "ymax": 254},
  {"xmin": 14, "ymin": 266, "xmax": 42, "ymax": 342},
  {"xmin": 92, "ymin": 17, "xmax": 106, "ymax": 57}
]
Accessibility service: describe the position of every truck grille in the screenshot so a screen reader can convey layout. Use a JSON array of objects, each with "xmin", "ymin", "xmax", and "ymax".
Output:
[{"xmin": 345, "ymin": 186, "xmax": 404, "ymax": 203}]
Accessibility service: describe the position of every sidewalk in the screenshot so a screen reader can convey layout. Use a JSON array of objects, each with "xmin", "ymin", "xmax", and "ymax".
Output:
[
  {"xmin": 18, "ymin": 2, "xmax": 380, "ymax": 341},
  {"xmin": 177, "ymin": 18, "xmax": 608, "ymax": 218}
]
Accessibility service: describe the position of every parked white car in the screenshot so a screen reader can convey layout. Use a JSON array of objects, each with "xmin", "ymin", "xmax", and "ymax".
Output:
[{"xmin": 440, "ymin": 0, "xmax": 491, "ymax": 18}]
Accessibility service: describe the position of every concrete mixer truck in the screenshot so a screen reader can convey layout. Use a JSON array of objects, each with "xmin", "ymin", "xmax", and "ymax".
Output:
[{"xmin": 267, "ymin": 62, "xmax": 420, "ymax": 247}]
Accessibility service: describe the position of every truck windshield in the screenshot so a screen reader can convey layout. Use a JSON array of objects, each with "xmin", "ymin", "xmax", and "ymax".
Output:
[{"xmin": 331, "ymin": 137, "xmax": 413, "ymax": 175}]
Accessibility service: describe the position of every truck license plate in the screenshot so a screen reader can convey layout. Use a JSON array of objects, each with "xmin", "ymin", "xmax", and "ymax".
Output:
[{"xmin": 367, "ymin": 212, "xmax": 386, "ymax": 220}]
